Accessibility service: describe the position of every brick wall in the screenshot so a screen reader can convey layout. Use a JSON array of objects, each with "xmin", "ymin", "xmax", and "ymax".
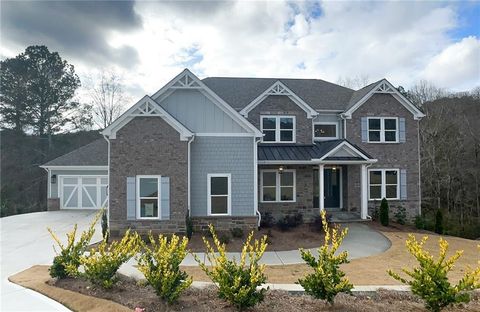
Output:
[
  {"xmin": 109, "ymin": 116, "xmax": 188, "ymax": 235},
  {"xmin": 346, "ymin": 93, "xmax": 421, "ymax": 221}
]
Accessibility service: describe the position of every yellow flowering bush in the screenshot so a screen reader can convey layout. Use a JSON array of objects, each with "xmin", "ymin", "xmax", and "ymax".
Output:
[
  {"xmin": 80, "ymin": 229, "xmax": 140, "ymax": 288},
  {"xmin": 48, "ymin": 209, "xmax": 101, "ymax": 278},
  {"xmin": 297, "ymin": 210, "xmax": 353, "ymax": 304},
  {"xmin": 136, "ymin": 233, "xmax": 192, "ymax": 303},
  {"xmin": 388, "ymin": 235, "xmax": 480, "ymax": 312},
  {"xmin": 194, "ymin": 224, "xmax": 268, "ymax": 310}
]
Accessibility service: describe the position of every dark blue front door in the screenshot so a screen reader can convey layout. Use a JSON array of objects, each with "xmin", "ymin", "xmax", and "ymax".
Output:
[{"xmin": 324, "ymin": 168, "xmax": 340, "ymax": 208}]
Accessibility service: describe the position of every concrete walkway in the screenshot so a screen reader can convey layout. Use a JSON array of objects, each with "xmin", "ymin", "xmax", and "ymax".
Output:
[
  {"xmin": 119, "ymin": 222, "xmax": 391, "ymax": 279},
  {"xmin": 1, "ymin": 210, "xmax": 102, "ymax": 312}
]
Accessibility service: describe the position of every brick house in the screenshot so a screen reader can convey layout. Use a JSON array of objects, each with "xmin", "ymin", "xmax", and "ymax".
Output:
[{"xmin": 41, "ymin": 69, "xmax": 425, "ymax": 235}]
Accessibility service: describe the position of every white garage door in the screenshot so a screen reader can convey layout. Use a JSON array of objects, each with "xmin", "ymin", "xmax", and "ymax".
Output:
[{"xmin": 60, "ymin": 176, "xmax": 108, "ymax": 209}]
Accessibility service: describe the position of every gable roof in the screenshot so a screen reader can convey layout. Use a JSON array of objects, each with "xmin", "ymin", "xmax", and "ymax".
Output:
[
  {"xmin": 102, "ymin": 95, "xmax": 194, "ymax": 140},
  {"xmin": 202, "ymin": 77, "xmax": 354, "ymax": 111},
  {"xmin": 40, "ymin": 139, "xmax": 108, "ymax": 167}
]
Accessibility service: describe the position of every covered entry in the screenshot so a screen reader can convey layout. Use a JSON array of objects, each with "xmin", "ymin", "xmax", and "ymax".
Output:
[{"xmin": 60, "ymin": 176, "xmax": 108, "ymax": 209}]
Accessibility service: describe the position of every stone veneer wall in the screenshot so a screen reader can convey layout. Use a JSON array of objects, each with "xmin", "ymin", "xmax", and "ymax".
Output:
[
  {"xmin": 346, "ymin": 93, "xmax": 421, "ymax": 221},
  {"xmin": 109, "ymin": 116, "xmax": 188, "ymax": 236},
  {"xmin": 258, "ymin": 165, "xmax": 319, "ymax": 222},
  {"xmin": 190, "ymin": 216, "xmax": 258, "ymax": 232},
  {"xmin": 247, "ymin": 95, "xmax": 312, "ymax": 144},
  {"xmin": 47, "ymin": 198, "xmax": 60, "ymax": 211}
]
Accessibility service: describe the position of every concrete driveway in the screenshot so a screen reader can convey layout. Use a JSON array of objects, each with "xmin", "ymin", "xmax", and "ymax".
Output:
[{"xmin": 0, "ymin": 210, "xmax": 102, "ymax": 312}]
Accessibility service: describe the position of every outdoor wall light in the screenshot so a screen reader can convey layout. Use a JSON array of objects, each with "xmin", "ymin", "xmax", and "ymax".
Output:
[
  {"xmin": 279, "ymin": 166, "xmax": 284, "ymax": 174},
  {"xmin": 51, "ymin": 174, "xmax": 57, "ymax": 184}
]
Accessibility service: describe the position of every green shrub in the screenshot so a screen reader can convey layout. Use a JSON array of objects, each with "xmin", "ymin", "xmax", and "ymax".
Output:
[
  {"xmin": 80, "ymin": 229, "xmax": 140, "ymax": 288},
  {"xmin": 185, "ymin": 216, "xmax": 193, "ymax": 239},
  {"xmin": 414, "ymin": 215, "xmax": 425, "ymax": 230},
  {"xmin": 388, "ymin": 235, "xmax": 480, "ymax": 312},
  {"xmin": 260, "ymin": 212, "xmax": 275, "ymax": 228},
  {"xmin": 394, "ymin": 206, "xmax": 407, "ymax": 225},
  {"xmin": 310, "ymin": 215, "xmax": 324, "ymax": 232},
  {"xmin": 230, "ymin": 227, "xmax": 244, "ymax": 239},
  {"xmin": 380, "ymin": 198, "xmax": 389, "ymax": 226},
  {"xmin": 435, "ymin": 210, "xmax": 444, "ymax": 234},
  {"xmin": 277, "ymin": 213, "xmax": 303, "ymax": 231},
  {"xmin": 195, "ymin": 224, "xmax": 268, "ymax": 310},
  {"xmin": 219, "ymin": 232, "xmax": 231, "ymax": 244},
  {"xmin": 297, "ymin": 210, "xmax": 353, "ymax": 304},
  {"xmin": 101, "ymin": 209, "xmax": 109, "ymax": 242},
  {"xmin": 48, "ymin": 210, "xmax": 101, "ymax": 278},
  {"xmin": 137, "ymin": 233, "xmax": 192, "ymax": 303}
]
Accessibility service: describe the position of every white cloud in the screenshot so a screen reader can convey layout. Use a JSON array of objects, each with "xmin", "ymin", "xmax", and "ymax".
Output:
[{"xmin": 422, "ymin": 36, "xmax": 480, "ymax": 90}]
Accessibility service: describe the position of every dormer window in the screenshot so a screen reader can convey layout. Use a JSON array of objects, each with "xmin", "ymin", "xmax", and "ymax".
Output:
[{"xmin": 261, "ymin": 116, "xmax": 295, "ymax": 143}]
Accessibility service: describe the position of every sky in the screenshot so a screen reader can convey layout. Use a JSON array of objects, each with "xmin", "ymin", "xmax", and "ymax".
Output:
[{"xmin": 1, "ymin": 0, "xmax": 479, "ymax": 102}]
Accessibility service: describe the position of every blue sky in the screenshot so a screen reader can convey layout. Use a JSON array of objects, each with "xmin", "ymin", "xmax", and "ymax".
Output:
[{"xmin": 1, "ymin": 0, "xmax": 479, "ymax": 100}]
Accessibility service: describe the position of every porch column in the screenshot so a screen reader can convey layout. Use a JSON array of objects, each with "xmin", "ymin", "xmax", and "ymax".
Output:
[
  {"xmin": 319, "ymin": 164, "xmax": 325, "ymax": 213},
  {"xmin": 360, "ymin": 164, "xmax": 368, "ymax": 219}
]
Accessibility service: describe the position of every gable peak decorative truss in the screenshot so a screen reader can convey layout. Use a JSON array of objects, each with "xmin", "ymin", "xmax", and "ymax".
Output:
[
  {"xmin": 171, "ymin": 71, "xmax": 201, "ymax": 89},
  {"xmin": 240, "ymin": 80, "xmax": 318, "ymax": 118},
  {"xmin": 374, "ymin": 81, "xmax": 396, "ymax": 93},
  {"xmin": 132, "ymin": 100, "xmax": 163, "ymax": 116}
]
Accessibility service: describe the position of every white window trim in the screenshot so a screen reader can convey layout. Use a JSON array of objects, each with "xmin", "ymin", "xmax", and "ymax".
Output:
[
  {"xmin": 260, "ymin": 169, "xmax": 296, "ymax": 203},
  {"xmin": 136, "ymin": 175, "xmax": 162, "ymax": 220},
  {"xmin": 368, "ymin": 169, "xmax": 400, "ymax": 200},
  {"xmin": 207, "ymin": 173, "xmax": 232, "ymax": 216},
  {"xmin": 313, "ymin": 122, "xmax": 339, "ymax": 141},
  {"xmin": 367, "ymin": 117, "xmax": 399, "ymax": 143},
  {"xmin": 260, "ymin": 115, "xmax": 296, "ymax": 143}
]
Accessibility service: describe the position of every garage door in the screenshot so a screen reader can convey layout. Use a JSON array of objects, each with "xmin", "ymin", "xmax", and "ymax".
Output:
[{"xmin": 60, "ymin": 176, "xmax": 108, "ymax": 209}]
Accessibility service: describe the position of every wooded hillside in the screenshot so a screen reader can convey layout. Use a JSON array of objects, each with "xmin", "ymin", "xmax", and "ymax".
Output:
[{"xmin": 0, "ymin": 130, "xmax": 101, "ymax": 216}]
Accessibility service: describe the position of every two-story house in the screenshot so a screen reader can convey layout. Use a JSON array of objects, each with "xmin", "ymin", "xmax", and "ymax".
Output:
[{"xmin": 40, "ymin": 69, "xmax": 425, "ymax": 235}]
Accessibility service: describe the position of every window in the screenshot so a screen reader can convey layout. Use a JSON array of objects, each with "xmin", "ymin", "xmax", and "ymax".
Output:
[
  {"xmin": 137, "ymin": 176, "xmax": 161, "ymax": 219},
  {"xmin": 314, "ymin": 123, "xmax": 338, "ymax": 140},
  {"xmin": 207, "ymin": 174, "xmax": 231, "ymax": 215},
  {"xmin": 368, "ymin": 169, "xmax": 399, "ymax": 200},
  {"xmin": 261, "ymin": 169, "xmax": 296, "ymax": 202},
  {"xmin": 368, "ymin": 117, "xmax": 398, "ymax": 143},
  {"xmin": 261, "ymin": 116, "xmax": 295, "ymax": 143}
]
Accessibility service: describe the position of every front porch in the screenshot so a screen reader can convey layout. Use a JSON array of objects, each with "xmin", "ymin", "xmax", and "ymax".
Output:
[{"xmin": 257, "ymin": 140, "xmax": 377, "ymax": 223}]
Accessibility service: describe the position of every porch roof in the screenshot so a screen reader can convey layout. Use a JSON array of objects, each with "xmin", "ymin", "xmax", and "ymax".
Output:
[{"xmin": 257, "ymin": 139, "xmax": 374, "ymax": 163}]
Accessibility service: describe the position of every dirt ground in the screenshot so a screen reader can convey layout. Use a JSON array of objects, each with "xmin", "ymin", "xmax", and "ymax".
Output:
[
  {"xmin": 10, "ymin": 266, "xmax": 480, "ymax": 312},
  {"xmin": 188, "ymin": 224, "xmax": 325, "ymax": 252},
  {"xmin": 183, "ymin": 223, "xmax": 480, "ymax": 285}
]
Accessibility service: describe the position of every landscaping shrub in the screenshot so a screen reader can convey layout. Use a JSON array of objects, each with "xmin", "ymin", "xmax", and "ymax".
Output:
[
  {"xmin": 277, "ymin": 213, "xmax": 304, "ymax": 231},
  {"xmin": 380, "ymin": 198, "xmax": 389, "ymax": 226},
  {"xmin": 394, "ymin": 206, "xmax": 407, "ymax": 225},
  {"xmin": 297, "ymin": 210, "xmax": 353, "ymax": 304},
  {"xmin": 48, "ymin": 210, "xmax": 101, "ymax": 278},
  {"xmin": 310, "ymin": 215, "xmax": 324, "ymax": 232},
  {"xmin": 137, "ymin": 233, "xmax": 192, "ymax": 304},
  {"xmin": 414, "ymin": 215, "xmax": 426, "ymax": 230},
  {"xmin": 101, "ymin": 208, "xmax": 109, "ymax": 242},
  {"xmin": 80, "ymin": 229, "xmax": 140, "ymax": 288},
  {"xmin": 195, "ymin": 224, "xmax": 268, "ymax": 310},
  {"xmin": 230, "ymin": 227, "xmax": 244, "ymax": 239},
  {"xmin": 388, "ymin": 235, "xmax": 480, "ymax": 312},
  {"xmin": 435, "ymin": 209, "xmax": 444, "ymax": 234},
  {"xmin": 219, "ymin": 232, "xmax": 231, "ymax": 244},
  {"xmin": 185, "ymin": 216, "xmax": 193, "ymax": 239},
  {"xmin": 260, "ymin": 212, "xmax": 275, "ymax": 228}
]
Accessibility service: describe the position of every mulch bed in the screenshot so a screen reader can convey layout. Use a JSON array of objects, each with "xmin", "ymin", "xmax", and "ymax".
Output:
[{"xmin": 51, "ymin": 274, "xmax": 480, "ymax": 312}]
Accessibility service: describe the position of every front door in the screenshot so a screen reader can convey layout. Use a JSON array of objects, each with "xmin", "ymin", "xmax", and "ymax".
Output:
[{"xmin": 324, "ymin": 168, "xmax": 340, "ymax": 208}]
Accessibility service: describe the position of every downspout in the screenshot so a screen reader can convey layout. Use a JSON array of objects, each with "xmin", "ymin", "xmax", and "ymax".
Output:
[
  {"xmin": 102, "ymin": 134, "xmax": 111, "ymax": 226},
  {"xmin": 187, "ymin": 135, "xmax": 195, "ymax": 217},
  {"xmin": 340, "ymin": 113, "xmax": 347, "ymax": 139},
  {"xmin": 254, "ymin": 137, "xmax": 261, "ymax": 227},
  {"xmin": 365, "ymin": 163, "xmax": 373, "ymax": 220},
  {"xmin": 417, "ymin": 120, "xmax": 422, "ymax": 216}
]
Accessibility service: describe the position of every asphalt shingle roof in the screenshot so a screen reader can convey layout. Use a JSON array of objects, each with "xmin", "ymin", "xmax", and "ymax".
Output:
[
  {"xmin": 42, "ymin": 139, "xmax": 108, "ymax": 166},
  {"xmin": 258, "ymin": 139, "xmax": 372, "ymax": 161},
  {"xmin": 203, "ymin": 77, "xmax": 360, "ymax": 111}
]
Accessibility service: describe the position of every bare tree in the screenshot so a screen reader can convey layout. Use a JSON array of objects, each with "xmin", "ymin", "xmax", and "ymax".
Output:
[
  {"xmin": 337, "ymin": 74, "xmax": 371, "ymax": 89},
  {"xmin": 89, "ymin": 71, "xmax": 129, "ymax": 129},
  {"xmin": 407, "ymin": 80, "xmax": 447, "ymax": 106}
]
